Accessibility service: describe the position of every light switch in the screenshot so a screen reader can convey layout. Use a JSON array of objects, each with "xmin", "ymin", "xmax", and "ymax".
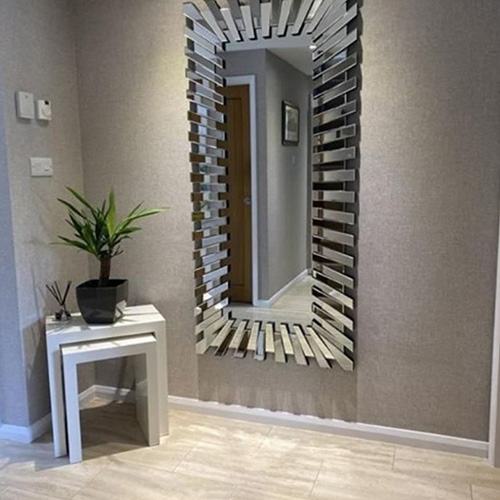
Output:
[
  {"xmin": 16, "ymin": 91, "xmax": 35, "ymax": 119},
  {"xmin": 30, "ymin": 157, "xmax": 53, "ymax": 177}
]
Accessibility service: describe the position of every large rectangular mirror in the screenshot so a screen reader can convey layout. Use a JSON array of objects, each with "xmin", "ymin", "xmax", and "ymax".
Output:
[{"xmin": 186, "ymin": 0, "xmax": 358, "ymax": 370}]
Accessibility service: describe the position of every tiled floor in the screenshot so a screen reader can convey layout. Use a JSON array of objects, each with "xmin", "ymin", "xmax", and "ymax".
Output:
[
  {"xmin": 1, "ymin": 398, "xmax": 499, "ymax": 499},
  {"xmin": 229, "ymin": 274, "xmax": 314, "ymax": 324}
]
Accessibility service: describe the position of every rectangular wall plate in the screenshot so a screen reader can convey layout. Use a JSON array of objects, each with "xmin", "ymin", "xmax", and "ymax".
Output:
[
  {"xmin": 16, "ymin": 91, "xmax": 35, "ymax": 119},
  {"xmin": 30, "ymin": 157, "xmax": 53, "ymax": 177}
]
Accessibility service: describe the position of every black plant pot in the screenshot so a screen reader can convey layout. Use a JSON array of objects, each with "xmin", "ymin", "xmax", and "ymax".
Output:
[{"xmin": 76, "ymin": 279, "xmax": 128, "ymax": 325}]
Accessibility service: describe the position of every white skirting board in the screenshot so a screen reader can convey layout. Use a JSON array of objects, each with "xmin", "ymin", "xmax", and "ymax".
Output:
[
  {"xmin": 167, "ymin": 395, "xmax": 488, "ymax": 458},
  {"xmin": 0, "ymin": 414, "xmax": 52, "ymax": 444},
  {"xmin": 254, "ymin": 269, "xmax": 309, "ymax": 308},
  {"xmin": 1, "ymin": 384, "xmax": 487, "ymax": 459}
]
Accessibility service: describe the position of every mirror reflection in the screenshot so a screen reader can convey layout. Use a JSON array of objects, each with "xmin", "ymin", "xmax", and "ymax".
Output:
[{"xmin": 222, "ymin": 44, "xmax": 314, "ymax": 323}]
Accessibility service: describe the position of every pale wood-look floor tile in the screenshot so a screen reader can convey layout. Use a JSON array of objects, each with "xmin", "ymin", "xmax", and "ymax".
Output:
[
  {"xmin": 73, "ymin": 461, "xmax": 235, "ymax": 500},
  {"xmin": 472, "ymin": 485, "xmax": 500, "ymax": 500},
  {"xmin": 261, "ymin": 426, "xmax": 396, "ymax": 469},
  {"xmin": 80, "ymin": 403, "xmax": 197, "ymax": 470},
  {"xmin": 312, "ymin": 461, "xmax": 472, "ymax": 500},
  {"xmin": 175, "ymin": 440, "xmax": 322, "ymax": 498},
  {"xmin": 167, "ymin": 410, "xmax": 272, "ymax": 448},
  {"xmin": 230, "ymin": 486, "xmax": 310, "ymax": 500},
  {"xmin": 0, "ymin": 486, "xmax": 63, "ymax": 499},
  {"xmin": 0, "ymin": 437, "xmax": 108, "ymax": 500},
  {"xmin": 394, "ymin": 446, "xmax": 500, "ymax": 491}
]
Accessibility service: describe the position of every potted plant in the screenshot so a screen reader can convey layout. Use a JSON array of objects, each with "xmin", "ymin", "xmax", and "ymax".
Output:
[{"xmin": 56, "ymin": 187, "xmax": 165, "ymax": 324}]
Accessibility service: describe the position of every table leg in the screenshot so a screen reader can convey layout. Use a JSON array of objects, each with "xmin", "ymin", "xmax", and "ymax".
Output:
[
  {"xmin": 154, "ymin": 323, "xmax": 169, "ymax": 436},
  {"xmin": 47, "ymin": 343, "xmax": 67, "ymax": 457},
  {"xmin": 146, "ymin": 347, "xmax": 160, "ymax": 446},
  {"xmin": 63, "ymin": 357, "xmax": 82, "ymax": 464}
]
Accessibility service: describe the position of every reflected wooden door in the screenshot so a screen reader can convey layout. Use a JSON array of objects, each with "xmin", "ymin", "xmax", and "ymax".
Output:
[{"xmin": 224, "ymin": 85, "xmax": 252, "ymax": 303}]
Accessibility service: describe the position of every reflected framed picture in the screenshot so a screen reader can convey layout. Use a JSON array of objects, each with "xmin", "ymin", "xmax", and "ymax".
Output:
[{"xmin": 282, "ymin": 101, "xmax": 300, "ymax": 145}]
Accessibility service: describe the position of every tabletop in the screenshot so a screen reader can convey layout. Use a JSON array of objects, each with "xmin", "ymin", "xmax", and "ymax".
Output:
[{"xmin": 46, "ymin": 304, "xmax": 165, "ymax": 339}]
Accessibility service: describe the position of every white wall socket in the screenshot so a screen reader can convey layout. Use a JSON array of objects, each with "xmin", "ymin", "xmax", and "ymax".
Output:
[
  {"xmin": 30, "ymin": 157, "xmax": 53, "ymax": 177},
  {"xmin": 36, "ymin": 99, "xmax": 52, "ymax": 121}
]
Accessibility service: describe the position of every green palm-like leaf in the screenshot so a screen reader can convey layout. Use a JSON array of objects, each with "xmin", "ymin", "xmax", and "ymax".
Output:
[{"xmin": 56, "ymin": 187, "xmax": 167, "ymax": 281}]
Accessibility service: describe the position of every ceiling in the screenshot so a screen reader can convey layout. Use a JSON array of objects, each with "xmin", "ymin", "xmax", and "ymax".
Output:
[{"xmin": 268, "ymin": 46, "xmax": 314, "ymax": 75}]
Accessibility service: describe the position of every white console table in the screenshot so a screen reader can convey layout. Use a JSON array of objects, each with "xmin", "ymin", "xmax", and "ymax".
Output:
[{"xmin": 46, "ymin": 304, "xmax": 168, "ymax": 458}]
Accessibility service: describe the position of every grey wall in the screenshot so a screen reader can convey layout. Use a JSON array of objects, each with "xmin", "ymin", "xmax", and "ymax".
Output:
[
  {"xmin": 73, "ymin": 0, "xmax": 199, "ymax": 397},
  {"xmin": 73, "ymin": 0, "xmax": 500, "ymax": 442},
  {"xmin": 0, "ymin": 61, "xmax": 29, "ymax": 426},
  {"xmin": 0, "ymin": 0, "xmax": 91, "ymax": 425},
  {"xmin": 354, "ymin": 0, "xmax": 500, "ymax": 439},
  {"xmin": 265, "ymin": 50, "xmax": 310, "ymax": 298},
  {"xmin": 223, "ymin": 49, "xmax": 310, "ymax": 300}
]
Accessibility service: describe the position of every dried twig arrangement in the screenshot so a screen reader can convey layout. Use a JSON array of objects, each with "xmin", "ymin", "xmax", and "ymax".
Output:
[{"xmin": 46, "ymin": 281, "xmax": 72, "ymax": 321}]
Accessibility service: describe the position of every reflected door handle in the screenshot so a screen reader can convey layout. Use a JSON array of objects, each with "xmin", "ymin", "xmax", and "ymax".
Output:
[{"xmin": 243, "ymin": 197, "xmax": 252, "ymax": 206}]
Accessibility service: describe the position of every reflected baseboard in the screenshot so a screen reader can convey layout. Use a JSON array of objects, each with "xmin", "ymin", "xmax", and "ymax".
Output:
[
  {"xmin": 228, "ymin": 305, "xmax": 311, "ymax": 325},
  {"xmin": 253, "ymin": 269, "xmax": 309, "ymax": 309}
]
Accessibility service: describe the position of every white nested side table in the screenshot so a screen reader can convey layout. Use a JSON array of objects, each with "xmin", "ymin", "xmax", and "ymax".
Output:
[
  {"xmin": 62, "ymin": 334, "xmax": 160, "ymax": 463},
  {"xmin": 46, "ymin": 304, "xmax": 168, "ymax": 458}
]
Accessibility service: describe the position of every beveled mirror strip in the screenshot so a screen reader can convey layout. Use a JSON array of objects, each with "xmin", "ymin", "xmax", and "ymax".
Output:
[
  {"xmin": 274, "ymin": 335, "xmax": 286, "ymax": 363},
  {"xmin": 204, "ymin": 0, "xmax": 225, "ymax": 21},
  {"xmin": 188, "ymin": 82, "xmax": 224, "ymax": 105},
  {"xmin": 185, "ymin": 27, "xmax": 220, "ymax": 55},
  {"xmin": 210, "ymin": 320, "xmax": 235, "ymax": 349},
  {"xmin": 312, "ymin": 168, "xmax": 355, "ymax": 182},
  {"xmin": 312, "ymin": 207, "xmax": 355, "ymax": 225},
  {"xmin": 187, "ymin": 62, "xmax": 224, "ymax": 86},
  {"xmin": 196, "ymin": 297, "xmax": 230, "ymax": 318},
  {"xmin": 227, "ymin": 0, "xmax": 243, "ymax": 22},
  {"xmin": 198, "ymin": 4, "xmax": 228, "ymax": 42},
  {"xmin": 229, "ymin": 320, "xmax": 247, "ymax": 349},
  {"xmin": 277, "ymin": 0, "xmax": 293, "ymax": 35},
  {"xmin": 313, "ymin": 1, "xmax": 347, "ymax": 43},
  {"xmin": 306, "ymin": 326, "xmax": 336, "ymax": 360},
  {"xmin": 240, "ymin": 5, "xmax": 256, "ymax": 39},
  {"xmin": 280, "ymin": 324, "xmax": 294, "ymax": 355},
  {"xmin": 249, "ymin": 0, "xmax": 261, "ymax": 23},
  {"xmin": 261, "ymin": 2, "xmax": 272, "ymax": 37},
  {"xmin": 313, "ymin": 245, "xmax": 354, "ymax": 267},
  {"xmin": 312, "ymin": 275, "xmax": 354, "ymax": 309},
  {"xmin": 186, "ymin": 39, "xmax": 224, "ymax": 67},
  {"xmin": 314, "ymin": 298, "xmax": 353, "ymax": 330},
  {"xmin": 184, "ymin": 4, "xmax": 224, "ymax": 46},
  {"xmin": 313, "ymin": 77, "xmax": 357, "ymax": 107},
  {"xmin": 313, "ymin": 23, "xmax": 346, "ymax": 62},
  {"xmin": 313, "ymin": 147, "xmax": 356, "ymax": 164},
  {"xmin": 190, "ymin": 99, "xmax": 225, "ymax": 119},
  {"xmin": 314, "ymin": 28, "xmax": 358, "ymax": 68},
  {"xmin": 312, "ymin": 190, "xmax": 355, "ymax": 203},
  {"xmin": 313, "ymin": 225, "xmax": 355, "ymax": 247},
  {"xmin": 313, "ymin": 54, "xmax": 357, "ymax": 92},
  {"xmin": 315, "ymin": 264, "xmax": 354, "ymax": 288},
  {"xmin": 196, "ymin": 309, "xmax": 224, "ymax": 334},
  {"xmin": 311, "ymin": 314, "xmax": 353, "ymax": 350},
  {"xmin": 313, "ymin": 124, "xmax": 356, "ymax": 144},
  {"xmin": 221, "ymin": 7, "xmax": 242, "ymax": 42},
  {"xmin": 291, "ymin": 335, "xmax": 308, "ymax": 365},
  {"xmin": 306, "ymin": 0, "xmax": 337, "ymax": 34},
  {"xmin": 291, "ymin": 0, "xmax": 316, "ymax": 35},
  {"xmin": 314, "ymin": 4, "xmax": 357, "ymax": 51},
  {"xmin": 313, "ymin": 100, "xmax": 357, "ymax": 127},
  {"xmin": 198, "ymin": 281, "xmax": 230, "ymax": 305}
]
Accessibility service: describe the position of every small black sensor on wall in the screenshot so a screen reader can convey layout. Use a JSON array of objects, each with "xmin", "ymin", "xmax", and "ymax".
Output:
[{"xmin": 282, "ymin": 101, "xmax": 300, "ymax": 145}]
